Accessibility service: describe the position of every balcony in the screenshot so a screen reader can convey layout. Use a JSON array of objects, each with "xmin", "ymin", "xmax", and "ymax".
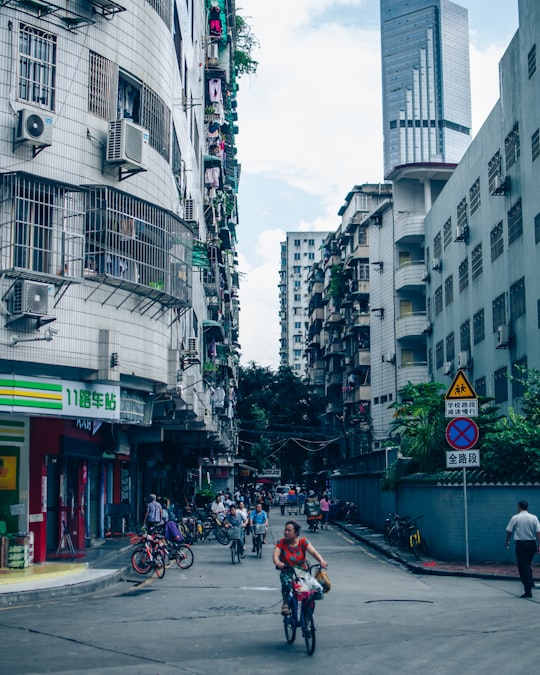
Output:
[
  {"xmin": 397, "ymin": 362, "xmax": 429, "ymax": 390},
  {"xmin": 343, "ymin": 385, "xmax": 370, "ymax": 404},
  {"xmin": 349, "ymin": 313, "xmax": 370, "ymax": 331},
  {"xmin": 395, "ymin": 312, "xmax": 427, "ymax": 341},
  {"xmin": 395, "ymin": 261, "xmax": 426, "ymax": 293},
  {"xmin": 310, "ymin": 307, "xmax": 324, "ymax": 322},
  {"xmin": 394, "ymin": 212, "xmax": 425, "ymax": 243},
  {"xmin": 352, "ymin": 349, "xmax": 370, "ymax": 369},
  {"xmin": 325, "ymin": 342, "xmax": 345, "ymax": 357},
  {"xmin": 326, "ymin": 371, "xmax": 343, "ymax": 386}
]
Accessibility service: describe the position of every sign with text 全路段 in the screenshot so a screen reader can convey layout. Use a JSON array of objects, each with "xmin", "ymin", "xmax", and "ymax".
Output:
[{"xmin": 446, "ymin": 449, "xmax": 480, "ymax": 469}]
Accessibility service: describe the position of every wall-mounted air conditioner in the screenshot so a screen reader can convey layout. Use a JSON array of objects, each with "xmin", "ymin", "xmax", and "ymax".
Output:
[
  {"xmin": 496, "ymin": 324, "xmax": 510, "ymax": 348},
  {"xmin": 383, "ymin": 352, "xmax": 395, "ymax": 364},
  {"xmin": 455, "ymin": 225, "xmax": 468, "ymax": 242},
  {"xmin": 458, "ymin": 351, "xmax": 470, "ymax": 369},
  {"xmin": 422, "ymin": 321, "xmax": 432, "ymax": 334},
  {"xmin": 184, "ymin": 198, "xmax": 197, "ymax": 222},
  {"xmin": 11, "ymin": 280, "xmax": 50, "ymax": 317},
  {"xmin": 432, "ymin": 257, "xmax": 442, "ymax": 272},
  {"xmin": 15, "ymin": 109, "xmax": 53, "ymax": 148},
  {"xmin": 106, "ymin": 119, "xmax": 148, "ymax": 170},
  {"xmin": 491, "ymin": 174, "xmax": 510, "ymax": 195},
  {"xmin": 421, "ymin": 268, "xmax": 430, "ymax": 282},
  {"xmin": 443, "ymin": 360, "xmax": 454, "ymax": 375},
  {"xmin": 207, "ymin": 43, "xmax": 219, "ymax": 62}
]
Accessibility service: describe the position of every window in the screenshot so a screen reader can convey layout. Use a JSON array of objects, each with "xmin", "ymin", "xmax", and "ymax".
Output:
[
  {"xmin": 294, "ymin": 239, "xmax": 300, "ymax": 246},
  {"xmin": 443, "ymin": 218, "xmax": 452, "ymax": 249},
  {"xmin": 490, "ymin": 221, "xmax": 504, "ymax": 261},
  {"xmin": 494, "ymin": 366, "xmax": 508, "ymax": 403},
  {"xmin": 532, "ymin": 129, "xmax": 540, "ymax": 162},
  {"xmin": 473, "ymin": 309, "xmax": 485, "ymax": 345},
  {"xmin": 435, "ymin": 341, "xmax": 444, "ymax": 369},
  {"xmin": 460, "ymin": 320, "xmax": 471, "ymax": 352},
  {"xmin": 294, "ymin": 349, "xmax": 302, "ymax": 358},
  {"xmin": 308, "ymin": 252, "xmax": 315, "ymax": 260},
  {"xmin": 444, "ymin": 275, "xmax": 454, "ymax": 306},
  {"xmin": 294, "ymin": 322, "xmax": 301, "ymax": 329},
  {"xmin": 475, "ymin": 376, "xmax": 486, "ymax": 398},
  {"xmin": 528, "ymin": 44, "xmax": 537, "ymax": 79},
  {"xmin": 140, "ymin": 84, "xmax": 171, "ymax": 161},
  {"xmin": 458, "ymin": 258, "xmax": 469, "ymax": 292},
  {"xmin": 0, "ymin": 173, "xmax": 85, "ymax": 277},
  {"xmin": 18, "ymin": 24, "xmax": 56, "ymax": 111},
  {"xmin": 358, "ymin": 262, "xmax": 370, "ymax": 280},
  {"xmin": 510, "ymin": 277, "xmax": 526, "ymax": 320},
  {"xmin": 492, "ymin": 293, "xmax": 506, "ymax": 332},
  {"xmin": 488, "ymin": 150, "xmax": 502, "ymax": 194},
  {"xmin": 457, "ymin": 198, "xmax": 468, "ymax": 232},
  {"xmin": 446, "ymin": 332, "xmax": 455, "ymax": 362},
  {"xmin": 469, "ymin": 178, "xmax": 481, "ymax": 215},
  {"xmin": 293, "ymin": 335, "xmax": 302, "ymax": 343},
  {"xmin": 358, "ymin": 228, "xmax": 367, "ymax": 245},
  {"xmin": 293, "ymin": 280, "xmax": 301, "ymax": 289},
  {"xmin": 434, "ymin": 286, "xmax": 443, "ymax": 315},
  {"xmin": 294, "ymin": 253, "xmax": 300, "ymax": 260},
  {"xmin": 88, "ymin": 52, "xmax": 115, "ymax": 119},
  {"xmin": 471, "ymin": 243, "xmax": 483, "ymax": 281},
  {"xmin": 505, "ymin": 123, "xmax": 520, "ymax": 170},
  {"xmin": 433, "ymin": 232, "xmax": 442, "ymax": 259},
  {"xmin": 512, "ymin": 357, "xmax": 527, "ymax": 399},
  {"xmin": 293, "ymin": 266, "xmax": 301, "ymax": 274},
  {"xmin": 508, "ymin": 199, "xmax": 523, "ymax": 245},
  {"xmin": 294, "ymin": 294, "xmax": 301, "ymax": 301},
  {"xmin": 308, "ymin": 239, "xmax": 315, "ymax": 246}
]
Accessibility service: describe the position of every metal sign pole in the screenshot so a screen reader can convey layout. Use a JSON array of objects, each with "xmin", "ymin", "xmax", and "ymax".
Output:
[{"xmin": 463, "ymin": 466, "xmax": 469, "ymax": 569}]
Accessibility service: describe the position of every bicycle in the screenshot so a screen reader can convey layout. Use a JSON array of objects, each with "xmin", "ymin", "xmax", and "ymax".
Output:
[
  {"xmin": 252, "ymin": 523, "xmax": 266, "ymax": 558},
  {"xmin": 167, "ymin": 540, "xmax": 195, "ymax": 569},
  {"xmin": 402, "ymin": 516, "xmax": 429, "ymax": 559},
  {"xmin": 227, "ymin": 526, "xmax": 243, "ymax": 564},
  {"xmin": 130, "ymin": 531, "xmax": 166, "ymax": 578},
  {"xmin": 282, "ymin": 564, "xmax": 324, "ymax": 655},
  {"xmin": 385, "ymin": 513, "xmax": 411, "ymax": 547}
]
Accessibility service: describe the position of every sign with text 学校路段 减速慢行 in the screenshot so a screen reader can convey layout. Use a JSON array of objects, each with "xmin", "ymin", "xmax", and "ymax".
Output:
[{"xmin": 445, "ymin": 370, "xmax": 478, "ymax": 417}]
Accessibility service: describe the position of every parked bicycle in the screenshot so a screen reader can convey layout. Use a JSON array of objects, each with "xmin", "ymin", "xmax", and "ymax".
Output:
[
  {"xmin": 167, "ymin": 540, "xmax": 194, "ymax": 569},
  {"xmin": 130, "ymin": 531, "xmax": 166, "ymax": 578},
  {"xmin": 345, "ymin": 502, "xmax": 358, "ymax": 524},
  {"xmin": 252, "ymin": 523, "xmax": 266, "ymax": 558},
  {"xmin": 282, "ymin": 564, "xmax": 324, "ymax": 655},
  {"xmin": 402, "ymin": 515, "xmax": 429, "ymax": 559},
  {"xmin": 383, "ymin": 513, "xmax": 429, "ymax": 559}
]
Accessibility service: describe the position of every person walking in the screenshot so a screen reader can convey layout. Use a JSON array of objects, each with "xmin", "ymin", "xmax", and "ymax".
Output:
[
  {"xmin": 505, "ymin": 499, "xmax": 540, "ymax": 598},
  {"xmin": 320, "ymin": 494, "xmax": 330, "ymax": 530},
  {"xmin": 142, "ymin": 494, "xmax": 162, "ymax": 529},
  {"xmin": 279, "ymin": 491, "xmax": 288, "ymax": 515}
]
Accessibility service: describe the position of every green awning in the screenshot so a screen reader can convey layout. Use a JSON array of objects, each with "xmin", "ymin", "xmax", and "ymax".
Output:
[{"xmin": 192, "ymin": 242, "xmax": 211, "ymax": 269}]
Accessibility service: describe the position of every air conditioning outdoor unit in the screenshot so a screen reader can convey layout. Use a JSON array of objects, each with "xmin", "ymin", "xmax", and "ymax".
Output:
[
  {"xmin": 496, "ymin": 324, "xmax": 510, "ymax": 348},
  {"xmin": 105, "ymin": 119, "xmax": 148, "ymax": 170},
  {"xmin": 432, "ymin": 257, "xmax": 442, "ymax": 272},
  {"xmin": 421, "ymin": 268, "xmax": 430, "ymax": 282},
  {"xmin": 15, "ymin": 109, "xmax": 53, "ymax": 147},
  {"xmin": 187, "ymin": 337, "xmax": 198, "ymax": 354},
  {"xmin": 455, "ymin": 225, "xmax": 467, "ymax": 242},
  {"xmin": 383, "ymin": 352, "xmax": 395, "ymax": 364},
  {"xmin": 11, "ymin": 280, "xmax": 50, "ymax": 317},
  {"xmin": 491, "ymin": 174, "xmax": 510, "ymax": 195},
  {"xmin": 458, "ymin": 351, "xmax": 470, "ymax": 369},
  {"xmin": 443, "ymin": 360, "xmax": 454, "ymax": 375},
  {"xmin": 207, "ymin": 43, "xmax": 219, "ymax": 62},
  {"xmin": 422, "ymin": 321, "xmax": 432, "ymax": 334}
]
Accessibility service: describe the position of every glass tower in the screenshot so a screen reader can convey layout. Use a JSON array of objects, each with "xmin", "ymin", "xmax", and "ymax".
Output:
[{"xmin": 380, "ymin": 0, "xmax": 472, "ymax": 178}]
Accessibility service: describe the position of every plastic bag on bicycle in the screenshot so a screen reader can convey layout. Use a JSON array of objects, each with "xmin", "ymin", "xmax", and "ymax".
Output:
[{"xmin": 293, "ymin": 571, "xmax": 324, "ymax": 601}]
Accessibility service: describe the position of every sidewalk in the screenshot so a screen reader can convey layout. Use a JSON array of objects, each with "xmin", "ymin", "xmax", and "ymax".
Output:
[
  {"xmin": 0, "ymin": 536, "xmax": 134, "ymax": 606},
  {"xmin": 336, "ymin": 520, "xmax": 537, "ymax": 581}
]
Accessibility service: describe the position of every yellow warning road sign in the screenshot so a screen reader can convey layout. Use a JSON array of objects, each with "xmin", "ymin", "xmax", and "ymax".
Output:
[{"xmin": 445, "ymin": 370, "xmax": 477, "ymax": 400}]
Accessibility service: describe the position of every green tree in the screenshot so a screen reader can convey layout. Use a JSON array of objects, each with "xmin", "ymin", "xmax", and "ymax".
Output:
[{"xmin": 234, "ymin": 14, "xmax": 259, "ymax": 77}]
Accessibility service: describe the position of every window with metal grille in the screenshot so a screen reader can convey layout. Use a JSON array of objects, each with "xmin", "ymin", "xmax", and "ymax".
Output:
[
  {"xmin": 434, "ymin": 286, "xmax": 443, "ymax": 315},
  {"xmin": 435, "ymin": 340, "xmax": 444, "ymax": 369},
  {"xmin": 490, "ymin": 221, "xmax": 504, "ymax": 261},
  {"xmin": 535, "ymin": 213, "xmax": 540, "ymax": 244},
  {"xmin": 443, "ymin": 218, "xmax": 452, "ymax": 249},
  {"xmin": 147, "ymin": 0, "xmax": 171, "ymax": 26},
  {"xmin": 510, "ymin": 277, "xmax": 526, "ymax": 320},
  {"xmin": 528, "ymin": 44, "xmax": 537, "ymax": 79},
  {"xmin": 512, "ymin": 357, "xmax": 527, "ymax": 399},
  {"xmin": 471, "ymin": 243, "xmax": 483, "ymax": 280},
  {"xmin": 141, "ymin": 84, "xmax": 171, "ymax": 162},
  {"xmin": 494, "ymin": 366, "xmax": 508, "ymax": 403},
  {"xmin": 532, "ymin": 129, "xmax": 540, "ymax": 162},
  {"xmin": 458, "ymin": 258, "xmax": 469, "ymax": 292},
  {"xmin": 457, "ymin": 198, "xmax": 468, "ymax": 231},
  {"xmin": 475, "ymin": 376, "xmax": 486, "ymax": 398},
  {"xmin": 492, "ymin": 293, "xmax": 506, "ymax": 332},
  {"xmin": 507, "ymin": 198, "xmax": 523, "ymax": 245},
  {"xmin": 88, "ymin": 51, "xmax": 115, "ymax": 119},
  {"xmin": 173, "ymin": 5, "xmax": 183, "ymax": 74},
  {"xmin": 84, "ymin": 186, "xmax": 192, "ymax": 306},
  {"xmin": 444, "ymin": 274, "xmax": 454, "ymax": 306},
  {"xmin": 446, "ymin": 332, "xmax": 455, "ymax": 362},
  {"xmin": 488, "ymin": 150, "xmax": 502, "ymax": 194},
  {"xmin": 0, "ymin": 173, "xmax": 85, "ymax": 278},
  {"xmin": 469, "ymin": 178, "xmax": 481, "ymax": 215},
  {"xmin": 473, "ymin": 308, "xmax": 485, "ymax": 345},
  {"xmin": 460, "ymin": 320, "xmax": 471, "ymax": 352},
  {"xmin": 504, "ymin": 123, "xmax": 520, "ymax": 170},
  {"xmin": 18, "ymin": 24, "xmax": 56, "ymax": 111},
  {"xmin": 433, "ymin": 232, "xmax": 442, "ymax": 259}
]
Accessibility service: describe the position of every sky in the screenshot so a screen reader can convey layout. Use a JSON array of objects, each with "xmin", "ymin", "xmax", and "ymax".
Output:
[{"xmin": 234, "ymin": 0, "xmax": 520, "ymax": 369}]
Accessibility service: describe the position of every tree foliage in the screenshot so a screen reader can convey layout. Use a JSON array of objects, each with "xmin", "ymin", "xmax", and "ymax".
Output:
[{"xmin": 234, "ymin": 14, "xmax": 259, "ymax": 77}]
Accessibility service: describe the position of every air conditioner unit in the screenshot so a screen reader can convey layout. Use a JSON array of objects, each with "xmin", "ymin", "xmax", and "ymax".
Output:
[
  {"xmin": 421, "ymin": 268, "xmax": 430, "ymax": 282},
  {"xmin": 11, "ymin": 280, "xmax": 50, "ymax": 317},
  {"xmin": 422, "ymin": 321, "xmax": 432, "ymax": 334},
  {"xmin": 443, "ymin": 360, "xmax": 454, "ymax": 375},
  {"xmin": 187, "ymin": 337, "xmax": 198, "ymax": 354},
  {"xmin": 496, "ymin": 324, "xmax": 510, "ymax": 348},
  {"xmin": 383, "ymin": 352, "xmax": 395, "ymax": 364},
  {"xmin": 15, "ymin": 109, "xmax": 53, "ymax": 147},
  {"xmin": 207, "ymin": 43, "xmax": 219, "ymax": 62},
  {"xmin": 105, "ymin": 119, "xmax": 148, "ymax": 170},
  {"xmin": 455, "ymin": 225, "xmax": 467, "ymax": 242},
  {"xmin": 458, "ymin": 350, "xmax": 470, "ymax": 369},
  {"xmin": 491, "ymin": 174, "xmax": 509, "ymax": 195},
  {"xmin": 432, "ymin": 257, "xmax": 442, "ymax": 272}
]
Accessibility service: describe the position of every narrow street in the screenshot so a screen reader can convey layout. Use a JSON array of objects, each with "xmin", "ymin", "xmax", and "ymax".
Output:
[{"xmin": 1, "ymin": 511, "xmax": 539, "ymax": 674}]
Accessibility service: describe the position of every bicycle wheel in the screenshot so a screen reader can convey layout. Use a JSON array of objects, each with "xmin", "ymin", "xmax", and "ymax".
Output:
[
  {"xmin": 214, "ymin": 526, "xmax": 229, "ymax": 545},
  {"xmin": 154, "ymin": 552, "xmax": 166, "ymax": 578},
  {"xmin": 174, "ymin": 544, "xmax": 194, "ymax": 569},
  {"xmin": 284, "ymin": 596, "xmax": 297, "ymax": 644},
  {"xmin": 230, "ymin": 540, "xmax": 238, "ymax": 564},
  {"xmin": 131, "ymin": 547, "xmax": 152, "ymax": 574},
  {"xmin": 417, "ymin": 537, "xmax": 429, "ymax": 558},
  {"xmin": 388, "ymin": 524, "xmax": 400, "ymax": 547},
  {"xmin": 256, "ymin": 534, "xmax": 263, "ymax": 558},
  {"xmin": 302, "ymin": 603, "xmax": 316, "ymax": 655}
]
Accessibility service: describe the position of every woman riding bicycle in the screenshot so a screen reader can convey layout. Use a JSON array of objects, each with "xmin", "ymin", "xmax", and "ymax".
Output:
[{"xmin": 272, "ymin": 520, "xmax": 327, "ymax": 615}]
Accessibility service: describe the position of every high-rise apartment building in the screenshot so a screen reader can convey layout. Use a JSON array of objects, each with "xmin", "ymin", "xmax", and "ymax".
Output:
[
  {"xmin": 380, "ymin": 0, "xmax": 472, "ymax": 179},
  {"xmin": 279, "ymin": 232, "xmax": 330, "ymax": 376}
]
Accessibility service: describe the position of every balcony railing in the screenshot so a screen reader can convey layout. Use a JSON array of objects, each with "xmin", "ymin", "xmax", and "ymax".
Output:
[
  {"xmin": 395, "ymin": 260, "xmax": 426, "ymax": 293},
  {"xmin": 394, "ymin": 211, "xmax": 425, "ymax": 243},
  {"xmin": 395, "ymin": 312, "xmax": 427, "ymax": 341},
  {"xmin": 397, "ymin": 362, "xmax": 428, "ymax": 389}
]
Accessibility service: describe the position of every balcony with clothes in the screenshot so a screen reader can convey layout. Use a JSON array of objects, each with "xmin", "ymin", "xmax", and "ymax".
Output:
[
  {"xmin": 395, "ymin": 259, "xmax": 426, "ymax": 293},
  {"xmin": 394, "ymin": 211, "xmax": 425, "ymax": 243}
]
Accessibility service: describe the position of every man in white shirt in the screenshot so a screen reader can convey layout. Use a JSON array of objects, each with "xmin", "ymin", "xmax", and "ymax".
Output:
[{"xmin": 505, "ymin": 499, "xmax": 540, "ymax": 598}]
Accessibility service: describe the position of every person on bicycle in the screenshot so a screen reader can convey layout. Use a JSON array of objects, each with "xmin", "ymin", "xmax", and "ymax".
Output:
[
  {"xmin": 250, "ymin": 502, "xmax": 268, "ymax": 549},
  {"xmin": 224, "ymin": 504, "xmax": 247, "ymax": 558},
  {"xmin": 273, "ymin": 520, "xmax": 327, "ymax": 615}
]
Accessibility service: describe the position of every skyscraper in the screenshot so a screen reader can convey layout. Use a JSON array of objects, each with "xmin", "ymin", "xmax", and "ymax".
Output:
[{"xmin": 380, "ymin": 0, "xmax": 472, "ymax": 178}]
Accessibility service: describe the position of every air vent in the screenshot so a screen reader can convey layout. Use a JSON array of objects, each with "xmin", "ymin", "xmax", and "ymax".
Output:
[
  {"xmin": 11, "ymin": 280, "xmax": 50, "ymax": 317},
  {"xmin": 106, "ymin": 119, "xmax": 148, "ymax": 169},
  {"xmin": 15, "ymin": 109, "xmax": 53, "ymax": 147}
]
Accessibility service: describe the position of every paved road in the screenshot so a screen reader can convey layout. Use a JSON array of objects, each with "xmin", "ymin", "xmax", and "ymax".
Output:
[{"xmin": 1, "ymin": 512, "xmax": 539, "ymax": 674}]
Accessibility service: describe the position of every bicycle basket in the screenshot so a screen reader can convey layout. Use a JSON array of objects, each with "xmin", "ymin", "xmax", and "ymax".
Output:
[
  {"xmin": 227, "ymin": 526, "xmax": 242, "ymax": 540},
  {"xmin": 253, "ymin": 524, "xmax": 266, "ymax": 535}
]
